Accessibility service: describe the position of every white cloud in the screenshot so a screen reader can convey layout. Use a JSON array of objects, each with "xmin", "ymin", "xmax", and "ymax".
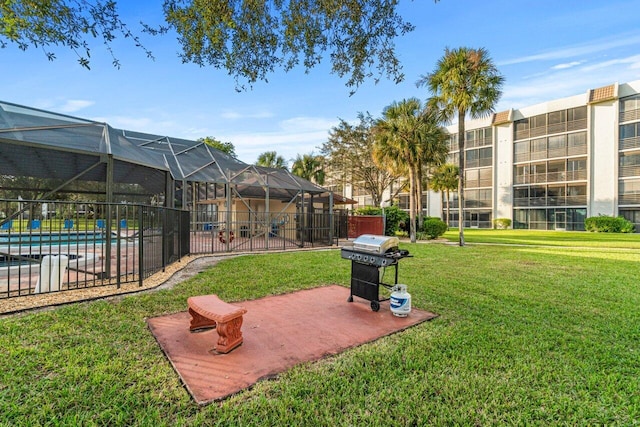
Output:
[
  {"xmin": 93, "ymin": 115, "xmax": 179, "ymax": 136},
  {"xmin": 219, "ymin": 116, "xmax": 340, "ymax": 163},
  {"xmin": 551, "ymin": 61, "xmax": 583, "ymax": 70},
  {"xmin": 58, "ymin": 99, "xmax": 94, "ymax": 113},
  {"xmin": 579, "ymin": 54, "xmax": 640, "ymax": 72},
  {"xmin": 220, "ymin": 109, "xmax": 274, "ymax": 120},
  {"xmin": 498, "ymin": 32, "xmax": 640, "ymax": 66},
  {"xmin": 498, "ymin": 53, "xmax": 640, "ymax": 109},
  {"xmin": 278, "ymin": 116, "xmax": 338, "ymax": 132}
]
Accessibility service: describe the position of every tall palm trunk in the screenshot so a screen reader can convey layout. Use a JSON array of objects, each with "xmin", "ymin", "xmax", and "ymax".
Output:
[
  {"xmin": 416, "ymin": 162, "xmax": 424, "ymax": 229},
  {"xmin": 409, "ymin": 167, "xmax": 417, "ymax": 243},
  {"xmin": 445, "ymin": 189, "xmax": 450, "ymax": 228},
  {"xmin": 457, "ymin": 110, "xmax": 466, "ymax": 246}
]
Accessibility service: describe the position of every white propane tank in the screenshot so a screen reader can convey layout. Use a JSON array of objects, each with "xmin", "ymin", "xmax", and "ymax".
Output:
[{"xmin": 390, "ymin": 284, "xmax": 411, "ymax": 317}]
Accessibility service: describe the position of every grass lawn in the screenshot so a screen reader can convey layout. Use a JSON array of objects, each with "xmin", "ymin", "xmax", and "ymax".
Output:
[
  {"xmin": 443, "ymin": 228, "xmax": 640, "ymax": 248},
  {"xmin": 1, "ymin": 233, "xmax": 639, "ymax": 425}
]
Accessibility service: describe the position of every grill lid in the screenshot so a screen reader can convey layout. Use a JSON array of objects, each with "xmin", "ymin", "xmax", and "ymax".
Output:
[{"xmin": 352, "ymin": 234, "xmax": 399, "ymax": 254}]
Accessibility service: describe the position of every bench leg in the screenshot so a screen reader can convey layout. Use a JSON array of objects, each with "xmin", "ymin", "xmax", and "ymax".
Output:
[
  {"xmin": 215, "ymin": 316, "xmax": 244, "ymax": 353},
  {"xmin": 188, "ymin": 307, "xmax": 217, "ymax": 331}
]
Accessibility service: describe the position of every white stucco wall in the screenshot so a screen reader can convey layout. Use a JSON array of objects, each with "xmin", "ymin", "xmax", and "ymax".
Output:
[
  {"xmin": 494, "ymin": 122, "xmax": 513, "ymax": 219},
  {"xmin": 589, "ymin": 99, "xmax": 618, "ymax": 216}
]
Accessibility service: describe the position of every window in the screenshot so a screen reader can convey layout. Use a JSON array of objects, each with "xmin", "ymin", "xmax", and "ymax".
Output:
[
  {"xmin": 514, "ymin": 140, "xmax": 530, "ymax": 162},
  {"xmin": 567, "ymin": 158, "xmax": 587, "ymax": 181},
  {"xmin": 529, "ymin": 209, "xmax": 547, "ymax": 229},
  {"xmin": 514, "ymin": 119, "xmax": 529, "ymax": 140},
  {"xmin": 465, "ymin": 169, "xmax": 479, "ymax": 188},
  {"xmin": 568, "ymin": 132, "xmax": 587, "ymax": 155},
  {"xmin": 530, "ymin": 186, "xmax": 546, "ymax": 205},
  {"xmin": 479, "ymin": 168, "xmax": 492, "ymax": 187},
  {"xmin": 465, "ymin": 130, "xmax": 476, "ymax": 148},
  {"xmin": 531, "ymin": 138, "xmax": 547, "ymax": 160},
  {"xmin": 547, "ymin": 160, "xmax": 566, "ymax": 182},
  {"xmin": 464, "ymin": 189, "xmax": 478, "ymax": 208},
  {"xmin": 547, "ymin": 185, "xmax": 565, "ymax": 206},
  {"xmin": 479, "ymin": 127, "xmax": 493, "ymax": 146},
  {"xmin": 619, "ymin": 179, "xmax": 640, "ymax": 204},
  {"xmin": 620, "ymin": 123, "xmax": 640, "ymax": 150},
  {"xmin": 548, "ymin": 135, "xmax": 566, "ymax": 158},
  {"xmin": 448, "ymin": 133, "xmax": 458, "ymax": 151},
  {"xmin": 620, "ymin": 152, "xmax": 640, "ymax": 177},
  {"xmin": 479, "ymin": 147, "xmax": 492, "ymax": 167},
  {"xmin": 513, "ymin": 209, "xmax": 529, "ymax": 228},
  {"xmin": 531, "ymin": 162, "xmax": 546, "ymax": 183},
  {"xmin": 548, "ymin": 110, "xmax": 566, "ymax": 133},
  {"xmin": 466, "ymin": 149, "xmax": 479, "ymax": 168},
  {"xmin": 514, "ymin": 187, "xmax": 529, "ymax": 206},
  {"xmin": 514, "ymin": 165, "xmax": 530, "ymax": 184},
  {"xmin": 567, "ymin": 184, "xmax": 587, "ymax": 205},
  {"xmin": 567, "ymin": 106, "xmax": 587, "ymax": 130},
  {"xmin": 448, "ymin": 152, "xmax": 459, "ymax": 165},
  {"xmin": 620, "ymin": 95, "xmax": 640, "ymax": 122},
  {"xmin": 478, "ymin": 189, "xmax": 492, "ymax": 207},
  {"xmin": 530, "ymin": 114, "xmax": 547, "ymax": 136}
]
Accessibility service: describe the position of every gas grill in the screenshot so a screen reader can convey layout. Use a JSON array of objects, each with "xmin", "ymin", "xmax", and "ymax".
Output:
[{"xmin": 341, "ymin": 234, "xmax": 411, "ymax": 311}]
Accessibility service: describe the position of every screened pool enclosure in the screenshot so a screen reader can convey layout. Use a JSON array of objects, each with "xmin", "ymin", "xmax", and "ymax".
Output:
[{"xmin": 0, "ymin": 101, "xmax": 343, "ymax": 299}]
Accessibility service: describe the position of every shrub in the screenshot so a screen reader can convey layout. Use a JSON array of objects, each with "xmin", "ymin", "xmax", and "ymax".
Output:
[
  {"xmin": 420, "ymin": 218, "xmax": 448, "ymax": 240},
  {"xmin": 383, "ymin": 205, "xmax": 409, "ymax": 236},
  {"xmin": 354, "ymin": 206, "xmax": 381, "ymax": 216},
  {"xmin": 493, "ymin": 218, "xmax": 512, "ymax": 229},
  {"xmin": 585, "ymin": 215, "xmax": 635, "ymax": 233}
]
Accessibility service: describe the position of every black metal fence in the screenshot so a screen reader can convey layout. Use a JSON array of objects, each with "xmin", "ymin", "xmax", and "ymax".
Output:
[
  {"xmin": 0, "ymin": 200, "xmax": 189, "ymax": 299},
  {"xmin": 1, "ymin": 199, "xmax": 344, "ymax": 301},
  {"xmin": 190, "ymin": 209, "xmax": 344, "ymax": 254}
]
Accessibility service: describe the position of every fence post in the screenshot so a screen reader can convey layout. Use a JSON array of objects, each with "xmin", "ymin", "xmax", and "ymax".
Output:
[
  {"xmin": 116, "ymin": 205, "xmax": 121, "ymax": 289},
  {"xmin": 138, "ymin": 205, "xmax": 144, "ymax": 287},
  {"xmin": 162, "ymin": 208, "xmax": 167, "ymax": 272}
]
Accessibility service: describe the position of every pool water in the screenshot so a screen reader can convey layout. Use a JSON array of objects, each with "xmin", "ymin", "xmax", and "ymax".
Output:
[
  {"xmin": 0, "ymin": 253, "xmax": 80, "ymax": 268},
  {"xmin": 0, "ymin": 231, "xmax": 112, "ymax": 246}
]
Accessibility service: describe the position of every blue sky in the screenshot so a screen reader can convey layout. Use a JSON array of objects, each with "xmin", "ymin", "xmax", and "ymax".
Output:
[{"xmin": 1, "ymin": 0, "xmax": 639, "ymax": 165}]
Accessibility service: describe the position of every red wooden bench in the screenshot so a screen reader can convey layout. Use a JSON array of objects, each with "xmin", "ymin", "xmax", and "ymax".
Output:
[{"xmin": 187, "ymin": 295, "xmax": 247, "ymax": 354}]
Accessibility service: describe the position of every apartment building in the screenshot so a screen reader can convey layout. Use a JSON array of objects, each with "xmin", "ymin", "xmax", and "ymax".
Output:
[{"xmin": 340, "ymin": 79, "xmax": 640, "ymax": 232}]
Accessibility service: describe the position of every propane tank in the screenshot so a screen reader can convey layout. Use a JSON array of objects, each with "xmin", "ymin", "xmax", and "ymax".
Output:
[{"xmin": 390, "ymin": 284, "xmax": 411, "ymax": 317}]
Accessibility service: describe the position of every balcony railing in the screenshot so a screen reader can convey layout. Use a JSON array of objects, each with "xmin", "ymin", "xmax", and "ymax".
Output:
[{"xmin": 514, "ymin": 170, "xmax": 587, "ymax": 185}]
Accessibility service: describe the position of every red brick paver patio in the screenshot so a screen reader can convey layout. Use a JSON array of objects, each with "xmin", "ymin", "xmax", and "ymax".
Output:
[{"xmin": 147, "ymin": 285, "xmax": 438, "ymax": 404}]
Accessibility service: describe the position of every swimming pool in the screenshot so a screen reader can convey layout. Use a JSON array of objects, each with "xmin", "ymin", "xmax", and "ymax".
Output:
[
  {"xmin": 0, "ymin": 253, "xmax": 80, "ymax": 268},
  {"xmin": 0, "ymin": 231, "xmax": 113, "ymax": 246}
]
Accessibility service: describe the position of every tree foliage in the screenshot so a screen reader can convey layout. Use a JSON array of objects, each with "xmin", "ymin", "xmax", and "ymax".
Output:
[
  {"xmin": 162, "ymin": 0, "xmax": 416, "ymax": 91},
  {"xmin": 291, "ymin": 153, "xmax": 325, "ymax": 185},
  {"xmin": 418, "ymin": 47, "xmax": 504, "ymax": 246},
  {"xmin": 430, "ymin": 163, "xmax": 458, "ymax": 227},
  {"xmin": 322, "ymin": 113, "xmax": 404, "ymax": 207},
  {"xmin": 0, "ymin": 0, "xmax": 153, "ymax": 68},
  {"xmin": 1, "ymin": 1, "xmax": 429, "ymax": 91},
  {"xmin": 256, "ymin": 151, "xmax": 288, "ymax": 170},
  {"xmin": 372, "ymin": 98, "xmax": 448, "ymax": 243},
  {"xmin": 198, "ymin": 136, "xmax": 236, "ymax": 157}
]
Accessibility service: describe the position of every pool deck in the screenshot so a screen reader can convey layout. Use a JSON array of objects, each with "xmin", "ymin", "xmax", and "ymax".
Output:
[{"xmin": 0, "ymin": 233, "xmax": 329, "ymax": 299}]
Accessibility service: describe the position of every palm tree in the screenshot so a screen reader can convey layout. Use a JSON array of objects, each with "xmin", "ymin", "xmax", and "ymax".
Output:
[
  {"xmin": 256, "ymin": 151, "xmax": 288, "ymax": 170},
  {"xmin": 430, "ymin": 163, "xmax": 459, "ymax": 228},
  {"xmin": 372, "ymin": 98, "xmax": 449, "ymax": 243},
  {"xmin": 291, "ymin": 154, "xmax": 326, "ymax": 185},
  {"xmin": 418, "ymin": 47, "xmax": 504, "ymax": 246}
]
